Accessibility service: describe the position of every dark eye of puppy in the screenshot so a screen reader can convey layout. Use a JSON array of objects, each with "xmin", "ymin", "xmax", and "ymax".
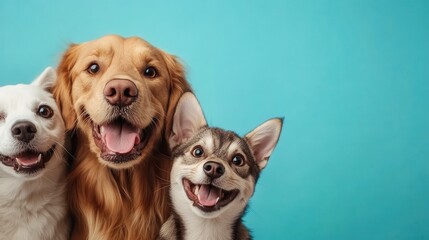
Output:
[
  {"xmin": 87, "ymin": 63, "xmax": 100, "ymax": 74},
  {"xmin": 0, "ymin": 112, "xmax": 5, "ymax": 121},
  {"xmin": 37, "ymin": 105, "xmax": 54, "ymax": 119},
  {"xmin": 192, "ymin": 146, "xmax": 204, "ymax": 158},
  {"xmin": 231, "ymin": 154, "xmax": 245, "ymax": 166},
  {"xmin": 143, "ymin": 66, "xmax": 158, "ymax": 78}
]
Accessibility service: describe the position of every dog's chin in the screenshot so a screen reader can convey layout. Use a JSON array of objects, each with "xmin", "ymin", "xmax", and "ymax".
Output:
[
  {"xmin": 0, "ymin": 145, "xmax": 56, "ymax": 177},
  {"xmin": 182, "ymin": 178, "xmax": 239, "ymax": 216},
  {"xmin": 91, "ymin": 116, "xmax": 156, "ymax": 169}
]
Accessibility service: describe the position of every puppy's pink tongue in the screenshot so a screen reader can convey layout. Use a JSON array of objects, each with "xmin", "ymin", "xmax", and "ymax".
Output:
[
  {"xmin": 197, "ymin": 185, "xmax": 221, "ymax": 207},
  {"xmin": 16, "ymin": 153, "xmax": 41, "ymax": 166},
  {"xmin": 102, "ymin": 121, "xmax": 140, "ymax": 154}
]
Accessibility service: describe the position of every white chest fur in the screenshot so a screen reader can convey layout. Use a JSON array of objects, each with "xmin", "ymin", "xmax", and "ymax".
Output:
[
  {"xmin": 182, "ymin": 214, "xmax": 235, "ymax": 240},
  {"xmin": 0, "ymin": 168, "xmax": 68, "ymax": 240}
]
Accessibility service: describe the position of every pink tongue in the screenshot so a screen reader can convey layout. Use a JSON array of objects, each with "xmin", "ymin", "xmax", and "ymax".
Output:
[
  {"xmin": 16, "ymin": 153, "xmax": 40, "ymax": 166},
  {"xmin": 197, "ymin": 185, "xmax": 221, "ymax": 207},
  {"xmin": 101, "ymin": 121, "xmax": 140, "ymax": 154}
]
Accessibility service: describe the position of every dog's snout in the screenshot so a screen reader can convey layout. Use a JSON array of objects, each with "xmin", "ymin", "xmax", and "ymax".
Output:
[
  {"xmin": 203, "ymin": 161, "xmax": 225, "ymax": 179},
  {"xmin": 104, "ymin": 79, "xmax": 138, "ymax": 107},
  {"xmin": 11, "ymin": 121, "xmax": 37, "ymax": 143}
]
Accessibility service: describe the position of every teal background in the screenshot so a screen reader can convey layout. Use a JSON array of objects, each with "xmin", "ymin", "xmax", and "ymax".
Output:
[{"xmin": 1, "ymin": 0, "xmax": 428, "ymax": 239}]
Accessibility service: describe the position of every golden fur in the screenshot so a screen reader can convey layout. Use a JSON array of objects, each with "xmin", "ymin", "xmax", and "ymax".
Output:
[{"xmin": 53, "ymin": 35, "xmax": 191, "ymax": 240}]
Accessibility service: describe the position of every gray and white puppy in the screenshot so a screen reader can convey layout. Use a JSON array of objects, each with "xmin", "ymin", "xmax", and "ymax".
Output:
[{"xmin": 159, "ymin": 92, "xmax": 283, "ymax": 240}]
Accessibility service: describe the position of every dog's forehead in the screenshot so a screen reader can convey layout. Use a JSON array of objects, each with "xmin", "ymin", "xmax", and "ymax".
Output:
[
  {"xmin": 204, "ymin": 129, "xmax": 242, "ymax": 150},
  {"xmin": 183, "ymin": 128, "xmax": 255, "ymax": 164},
  {"xmin": 82, "ymin": 35, "xmax": 155, "ymax": 55},
  {"xmin": 0, "ymin": 84, "xmax": 53, "ymax": 111},
  {"xmin": 208, "ymin": 128, "xmax": 254, "ymax": 160},
  {"xmin": 75, "ymin": 36, "xmax": 164, "ymax": 71}
]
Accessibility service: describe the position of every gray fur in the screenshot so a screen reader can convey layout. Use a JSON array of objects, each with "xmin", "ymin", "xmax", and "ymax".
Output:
[{"xmin": 160, "ymin": 92, "xmax": 283, "ymax": 240}]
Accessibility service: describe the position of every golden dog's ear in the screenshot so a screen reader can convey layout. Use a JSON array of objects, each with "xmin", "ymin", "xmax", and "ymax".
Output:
[
  {"xmin": 53, "ymin": 44, "xmax": 79, "ymax": 131},
  {"xmin": 162, "ymin": 53, "xmax": 192, "ymax": 141}
]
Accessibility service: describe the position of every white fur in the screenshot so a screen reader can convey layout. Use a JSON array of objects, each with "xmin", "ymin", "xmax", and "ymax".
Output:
[{"xmin": 0, "ymin": 67, "xmax": 69, "ymax": 240}]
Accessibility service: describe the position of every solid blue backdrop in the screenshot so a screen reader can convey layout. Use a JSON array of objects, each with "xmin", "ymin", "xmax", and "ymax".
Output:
[{"xmin": 1, "ymin": 0, "xmax": 428, "ymax": 239}]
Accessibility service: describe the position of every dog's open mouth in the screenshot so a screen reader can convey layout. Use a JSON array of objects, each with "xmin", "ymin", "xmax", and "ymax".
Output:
[
  {"xmin": 182, "ymin": 178, "xmax": 239, "ymax": 212},
  {"xmin": 92, "ymin": 117, "xmax": 153, "ymax": 164},
  {"xmin": 0, "ymin": 145, "xmax": 56, "ymax": 174}
]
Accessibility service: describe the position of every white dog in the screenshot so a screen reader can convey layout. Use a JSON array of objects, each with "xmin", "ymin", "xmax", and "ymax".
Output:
[{"xmin": 0, "ymin": 68, "xmax": 69, "ymax": 240}]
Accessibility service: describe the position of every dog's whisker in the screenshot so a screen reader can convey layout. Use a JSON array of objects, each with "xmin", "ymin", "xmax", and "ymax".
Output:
[
  {"xmin": 53, "ymin": 139, "xmax": 72, "ymax": 156},
  {"xmin": 40, "ymin": 172, "xmax": 60, "ymax": 185},
  {"xmin": 154, "ymin": 184, "xmax": 171, "ymax": 194},
  {"xmin": 155, "ymin": 175, "xmax": 171, "ymax": 183},
  {"xmin": 156, "ymin": 168, "xmax": 172, "ymax": 175},
  {"xmin": 51, "ymin": 140, "xmax": 74, "ymax": 166},
  {"xmin": 150, "ymin": 118, "xmax": 160, "ymax": 130}
]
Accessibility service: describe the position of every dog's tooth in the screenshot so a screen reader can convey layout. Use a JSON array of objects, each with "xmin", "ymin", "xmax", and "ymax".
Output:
[
  {"xmin": 215, "ymin": 197, "xmax": 220, "ymax": 204},
  {"xmin": 194, "ymin": 185, "xmax": 199, "ymax": 196},
  {"xmin": 37, "ymin": 154, "xmax": 42, "ymax": 163},
  {"xmin": 16, "ymin": 162, "xmax": 21, "ymax": 171}
]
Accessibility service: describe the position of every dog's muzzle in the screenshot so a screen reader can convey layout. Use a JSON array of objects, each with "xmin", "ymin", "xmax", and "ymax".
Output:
[{"xmin": 0, "ymin": 145, "xmax": 56, "ymax": 174}]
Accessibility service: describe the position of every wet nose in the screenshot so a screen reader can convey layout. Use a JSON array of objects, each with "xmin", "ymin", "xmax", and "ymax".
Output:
[
  {"xmin": 104, "ymin": 79, "xmax": 138, "ymax": 107},
  {"xmin": 11, "ymin": 121, "xmax": 37, "ymax": 143},
  {"xmin": 203, "ymin": 161, "xmax": 225, "ymax": 179}
]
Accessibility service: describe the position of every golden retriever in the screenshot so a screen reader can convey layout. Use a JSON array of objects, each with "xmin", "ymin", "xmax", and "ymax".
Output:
[{"xmin": 53, "ymin": 35, "xmax": 191, "ymax": 240}]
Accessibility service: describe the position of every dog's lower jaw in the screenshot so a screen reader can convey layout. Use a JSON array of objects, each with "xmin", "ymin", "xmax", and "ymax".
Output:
[{"xmin": 98, "ymin": 151, "xmax": 149, "ymax": 170}]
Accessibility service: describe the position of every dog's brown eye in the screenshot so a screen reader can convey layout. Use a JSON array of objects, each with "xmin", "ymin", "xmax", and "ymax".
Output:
[
  {"xmin": 192, "ymin": 146, "xmax": 204, "ymax": 158},
  {"xmin": 231, "ymin": 154, "xmax": 245, "ymax": 166},
  {"xmin": 143, "ymin": 66, "xmax": 157, "ymax": 78},
  {"xmin": 37, "ymin": 105, "xmax": 54, "ymax": 118},
  {"xmin": 87, "ymin": 63, "xmax": 100, "ymax": 74},
  {"xmin": 0, "ymin": 112, "xmax": 5, "ymax": 121}
]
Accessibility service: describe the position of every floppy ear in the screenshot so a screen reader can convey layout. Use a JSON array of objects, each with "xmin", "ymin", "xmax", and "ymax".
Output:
[
  {"xmin": 52, "ymin": 44, "xmax": 79, "ymax": 131},
  {"xmin": 245, "ymin": 118, "xmax": 283, "ymax": 170},
  {"xmin": 169, "ymin": 92, "xmax": 207, "ymax": 149},
  {"xmin": 31, "ymin": 67, "xmax": 56, "ymax": 92},
  {"xmin": 162, "ymin": 53, "xmax": 192, "ymax": 141}
]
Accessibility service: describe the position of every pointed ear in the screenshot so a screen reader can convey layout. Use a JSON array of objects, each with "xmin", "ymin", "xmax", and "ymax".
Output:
[
  {"xmin": 245, "ymin": 118, "xmax": 283, "ymax": 170},
  {"xmin": 52, "ymin": 44, "xmax": 79, "ymax": 131},
  {"xmin": 31, "ymin": 67, "xmax": 56, "ymax": 92},
  {"xmin": 162, "ymin": 53, "xmax": 192, "ymax": 141},
  {"xmin": 169, "ymin": 92, "xmax": 207, "ymax": 149}
]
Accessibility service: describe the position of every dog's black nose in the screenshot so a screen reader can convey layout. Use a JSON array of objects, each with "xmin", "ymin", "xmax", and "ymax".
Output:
[
  {"xmin": 11, "ymin": 121, "xmax": 37, "ymax": 143},
  {"xmin": 203, "ymin": 161, "xmax": 225, "ymax": 179}
]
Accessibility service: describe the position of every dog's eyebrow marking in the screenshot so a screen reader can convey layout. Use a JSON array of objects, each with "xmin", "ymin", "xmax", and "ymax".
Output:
[
  {"xmin": 140, "ymin": 56, "xmax": 159, "ymax": 67},
  {"xmin": 33, "ymin": 101, "xmax": 54, "ymax": 111},
  {"xmin": 210, "ymin": 129, "xmax": 239, "ymax": 158},
  {"xmin": 134, "ymin": 47, "xmax": 153, "ymax": 60},
  {"xmin": 93, "ymin": 46, "xmax": 115, "ymax": 57},
  {"xmin": 201, "ymin": 132, "xmax": 214, "ymax": 154},
  {"xmin": 227, "ymin": 141, "xmax": 243, "ymax": 157}
]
